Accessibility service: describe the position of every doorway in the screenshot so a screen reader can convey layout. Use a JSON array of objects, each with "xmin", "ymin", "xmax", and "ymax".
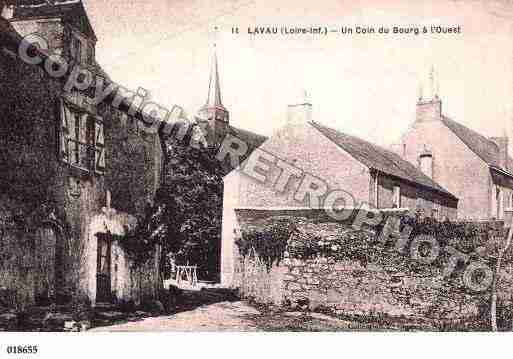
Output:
[{"xmin": 96, "ymin": 233, "xmax": 112, "ymax": 303}]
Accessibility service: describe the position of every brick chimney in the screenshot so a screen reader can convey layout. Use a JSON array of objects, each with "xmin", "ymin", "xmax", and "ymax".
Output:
[
  {"xmin": 490, "ymin": 136, "xmax": 509, "ymax": 170},
  {"xmin": 287, "ymin": 90, "xmax": 312, "ymax": 125},
  {"xmin": 416, "ymin": 98, "xmax": 441, "ymax": 123},
  {"xmin": 416, "ymin": 66, "xmax": 442, "ymax": 123}
]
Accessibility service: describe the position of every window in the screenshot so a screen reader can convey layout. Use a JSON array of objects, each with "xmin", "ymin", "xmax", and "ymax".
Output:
[
  {"xmin": 94, "ymin": 119, "xmax": 105, "ymax": 173},
  {"xmin": 60, "ymin": 100, "xmax": 105, "ymax": 174},
  {"xmin": 86, "ymin": 43, "xmax": 95, "ymax": 65},
  {"xmin": 432, "ymin": 202, "xmax": 441, "ymax": 220},
  {"xmin": 70, "ymin": 35, "xmax": 82, "ymax": 62},
  {"xmin": 498, "ymin": 188, "xmax": 504, "ymax": 220},
  {"xmin": 416, "ymin": 197, "xmax": 422, "ymax": 209},
  {"xmin": 70, "ymin": 33, "xmax": 94, "ymax": 64},
  {"xmin": 393, "ymin": 185, "xmax": 401, "ymax": 208}
]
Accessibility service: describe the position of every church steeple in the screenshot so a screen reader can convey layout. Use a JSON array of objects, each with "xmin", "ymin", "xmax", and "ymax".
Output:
[
  {"xmin": 205, "ymin": 45, "xmax": 225, "ymax": 111},
  {"xmin": 198, "ymin": 37, "xmax": 229, "ymax": 148}
]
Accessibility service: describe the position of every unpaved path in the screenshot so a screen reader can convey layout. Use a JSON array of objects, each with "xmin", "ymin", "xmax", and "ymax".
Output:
[{"xmin": 90, "ymin": 301, "xmax": 262, "ymax": 332}]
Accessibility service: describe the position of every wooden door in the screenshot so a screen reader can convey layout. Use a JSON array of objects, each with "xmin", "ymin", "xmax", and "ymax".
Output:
[{"xmin": 96, "ymin": 234, "xmax": 112, "ymax": 303}]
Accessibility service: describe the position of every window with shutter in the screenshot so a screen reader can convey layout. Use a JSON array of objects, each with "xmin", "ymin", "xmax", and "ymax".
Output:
[
  {"xmin": 66, "ymin": 110, "xmax": 89, "ymax": 171},
  {"xmin": 432, "ymin": 202, "xmax": 441, "ymax": 220},
  {"xmin": 87, "ymin": 43, "xmax": 95, "ymax": 65},
  {"xmin": 60, "ymin": 100, "xmax": 102, "ymax": 174},
  {"xmin": 71, "ymin": 35, "xmax": 82, "ymax": 62},
  {"xmin": 393, "ymin": 185, "xmax": 401, "ymax": 208},
  {"xmin": 94, "ymin": 119, "xmax": 105, "ymax": 174}
]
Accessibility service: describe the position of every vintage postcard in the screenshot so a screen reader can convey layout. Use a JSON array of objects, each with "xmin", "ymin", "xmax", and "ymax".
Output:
[{"xmin": 0, "ymin": 0, "xmax": 512, "ymax": 357}]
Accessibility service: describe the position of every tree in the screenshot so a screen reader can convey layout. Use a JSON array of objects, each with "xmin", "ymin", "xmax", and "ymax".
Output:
[{"xmin": 139, "ymin": 123, "xmax": 225, "ymax": 281}]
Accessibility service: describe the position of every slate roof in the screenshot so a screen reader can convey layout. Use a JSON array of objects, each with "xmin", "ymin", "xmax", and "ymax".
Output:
[
  {"xmin": 310, "ymin": 121, "xmax": 456, "ymax": 199},
  {"xmin": 440, "ymin": 115, "xmax": 513, "ymax": 172},
  {"xmin": 228, "ymin": 125, "xmax": 267, "ymax": 153},
  {"xmin": 224, "ymin": 125, "xmax": 268, "ymax": 172},
  {"xmin": 10, "ymin": 0, "xmax": 97, "ymax": 40}
]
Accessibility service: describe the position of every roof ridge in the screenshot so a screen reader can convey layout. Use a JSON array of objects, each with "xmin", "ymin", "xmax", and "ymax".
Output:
[{"xmin": 309, "ymin": 120, "xmax": 456, "ymax": 198}]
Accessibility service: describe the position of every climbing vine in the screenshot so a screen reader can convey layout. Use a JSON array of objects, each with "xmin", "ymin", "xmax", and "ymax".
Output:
[
  {"xmin": 236, "ymin": 220, "xmax": 295, "ymax": 269},
  {"xmin": 236, "ymin": 213, "xmax": 505, "ymax": 273}
]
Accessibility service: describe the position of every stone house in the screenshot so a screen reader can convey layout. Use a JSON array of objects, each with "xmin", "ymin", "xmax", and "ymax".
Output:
[
  {"xmin": 0, "ymin": 2, "xmax": 163, "ymax": 307},
  {"xmin": 397, "ymin": 91, "xmax": 513, "ymax": 220},
  {"xmin": 221, "ymin": 100, "xmax": 458, "ymax": 286}
]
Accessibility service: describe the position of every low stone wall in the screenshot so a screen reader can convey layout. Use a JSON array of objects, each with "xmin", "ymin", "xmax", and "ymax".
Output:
[
  {"xmin": 233, "ymin": 209, "xmax": 513, "ymax": 329},
  {"xmin": 281, "ymin": 258, "xmax": 485, "ymax": 322},
  {"xmin": 234, "ymin": 256, "xmax": 285, "ymax": 306}
]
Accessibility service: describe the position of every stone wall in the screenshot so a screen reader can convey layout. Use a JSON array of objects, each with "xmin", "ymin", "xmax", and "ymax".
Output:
[
  {"xmin": 278, "ymin": 257, "xmax": 493, "ymax": 325},
  {"xmin": 234, "ymin": 256, "xmax": 285, "ymax": 306},
  {"xmin": 233, "ymin": 209, "xmax": 513, "ymax": 329}
]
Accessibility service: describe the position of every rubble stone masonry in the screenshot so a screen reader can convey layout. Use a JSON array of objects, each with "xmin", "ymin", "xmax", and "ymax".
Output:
[{"xmin": 234, "ymin": 210, "xmax": 513, "ymax": 329}]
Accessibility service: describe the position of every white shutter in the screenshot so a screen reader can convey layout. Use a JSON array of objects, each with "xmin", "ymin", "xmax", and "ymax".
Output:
[
  {"xmin": 79, "ymin": 113, "xmax": 88, "ymax": 143},
  {"xmin": 492, "ymin": 186, "xmax": 499, "ymax": 218},
  {"xmin": 95, "ymin": 118, "xmax": 105, "ymax": 173},
  {"xmin": 393, "ymin": 186, "xmax": 401, "ymax": 208},
  {"xmin": 60, "ymin": 101, "xmax": 70, "ymax": 163}
]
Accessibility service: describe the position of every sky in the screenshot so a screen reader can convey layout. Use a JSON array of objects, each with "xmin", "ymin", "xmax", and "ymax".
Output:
[{"xmin": 83, "ymin": 0, "xmax": 513, "ymax": 147}]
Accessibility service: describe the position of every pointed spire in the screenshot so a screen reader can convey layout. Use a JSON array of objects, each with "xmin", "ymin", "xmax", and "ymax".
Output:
[
  {"xmin": 205, "ymin": 47, "xmax": 223, "ymax": 108},
  {"xmin": 204, "ymin": 26, "xmax": 225, "ymax": 110}
]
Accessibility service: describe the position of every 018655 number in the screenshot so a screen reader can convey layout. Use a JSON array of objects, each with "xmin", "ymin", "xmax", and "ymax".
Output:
[{"xmin": 6, "ymin": 345, "xmax": 38, "ymax": 355}]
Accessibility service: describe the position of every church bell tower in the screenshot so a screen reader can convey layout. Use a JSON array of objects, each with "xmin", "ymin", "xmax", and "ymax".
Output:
[{"xmin": 197, "ymin": 44, "xmax": 229, "ymax": 148}]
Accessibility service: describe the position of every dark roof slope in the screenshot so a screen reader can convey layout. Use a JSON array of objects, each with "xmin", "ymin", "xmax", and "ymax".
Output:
[
  {"xmin": 224, "ymin": 125, "xmax": 267, "ymax": 172},
  {"xmin": 11, "ymin": 1, "xmax": 97, "ymax": 40},
  {"xmin": 310, "ymin": 121, "xmax": 456, "ymax": 198},
  {"xmin": 441, "ymin": 116, "xmax": 512, "ymax": 171},
  {"xmin": 228, "ymin": 125, "xmax": 267, "ymax": 152}
]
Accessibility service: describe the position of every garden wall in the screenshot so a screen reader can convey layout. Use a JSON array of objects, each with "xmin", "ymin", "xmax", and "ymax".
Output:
[{"xmin": 233, "ymin": 209, "xmax": 513, "ymax": 329}]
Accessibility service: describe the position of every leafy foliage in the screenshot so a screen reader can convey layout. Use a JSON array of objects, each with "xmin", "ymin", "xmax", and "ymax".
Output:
[
  {"xmin": 236, "ymin": 220, "xmax": 295, "ymax": 269},
  {"xmin": 108, "ymin": 125, "xmax": 225, "ymax": 280},
  {"xmin": 147, "ymin": 128, "xmax": 225, "ymax": 279},
  {"xmin": 237, "ymin": 213, "xmax": 505, "ymax": 276}
]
